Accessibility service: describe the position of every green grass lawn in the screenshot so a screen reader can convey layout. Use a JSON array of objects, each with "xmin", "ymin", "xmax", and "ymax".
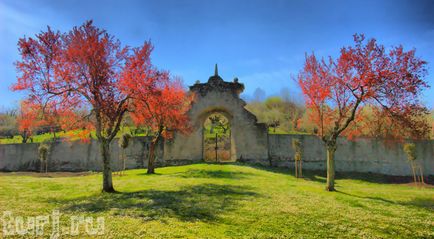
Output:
[
  {"xmin": 0, "ymin": 164, "xmax": 433, "ymax": 238},
  {"xmin": 0, "ymin": 130, "xmax": 84, "ymax": 144},
  {"xmin": 0, "ymin": 127, "xmax": 148, "ymax": 144}
]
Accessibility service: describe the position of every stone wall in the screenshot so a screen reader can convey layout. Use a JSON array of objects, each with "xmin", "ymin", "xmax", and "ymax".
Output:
[
  {"xmin": 0, "ymin": 137, "xmax": 164, "ymax": 172},
  {"xmin": 0, "ymin": 135, "xmax": 433, "ymax": 176},
  {"xmin": 261, "ymin": 135, "xmax": 433, "ymax": 176}
]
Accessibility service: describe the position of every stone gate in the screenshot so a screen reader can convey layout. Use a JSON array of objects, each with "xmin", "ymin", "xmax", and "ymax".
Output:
[{"xmin": 163, "ymin": 65, "xmax": 269, "ymax": 162}]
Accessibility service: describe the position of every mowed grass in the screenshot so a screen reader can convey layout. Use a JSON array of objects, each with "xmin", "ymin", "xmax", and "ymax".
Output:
[{"xmin": 0, "ymin": 164, "xmax": 433, "ymax": 238}]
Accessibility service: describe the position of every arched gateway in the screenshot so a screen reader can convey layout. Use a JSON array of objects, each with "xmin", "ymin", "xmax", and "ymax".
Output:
[{"xmin": 164, "ymin": 65, "xmax": 268, "ymax": 162}]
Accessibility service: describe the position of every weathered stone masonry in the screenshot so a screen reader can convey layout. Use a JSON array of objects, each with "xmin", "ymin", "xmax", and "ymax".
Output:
[
  {"xmin": 0, "ymin": 134, "xmax": 433, "ymax": 176},
  {"xmin": 163, "ymin": 65, "xmax": 268, "ymax": 162}
]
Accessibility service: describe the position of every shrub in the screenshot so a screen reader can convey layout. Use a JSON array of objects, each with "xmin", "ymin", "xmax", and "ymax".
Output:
[
  {"xmin": 403, "ymin": 143, "xmax": 416, "ymax": 161},
  {"xmin": 292, "ymin": 139, "xmax": 302, "ymax": 160},
  {"xmin": 119, "ymin": 133, "xmax": 132, "ymax": 149},
  {"xmin": 38, "ymin": 144, "xmax": 50, "ymax": 173},
  {"xmin": 117, "ymin": 133, "xmax": 132, "ymax": 175},
  {"xmin": 292, "ymin": 139, "xmax": 303, "ymax": 178},
  {"xmin": 403, "ymin": 143, "xmax": 424, "ymax": 185}
]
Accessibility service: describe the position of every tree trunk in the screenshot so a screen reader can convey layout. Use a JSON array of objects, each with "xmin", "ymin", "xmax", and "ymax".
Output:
[
  {"xmin": 122, "ymin": 150, "xmax": 126, "ymax": 176},
  {"xmin": 300, "ymin": 160, "xmax": 303, "ymax": 178},
  {"xmin": 419, "ymin": 166, "xmax": 424, "ymax": 185},
  {"xmin": 295, "ymin": 160, "xmax": 298, "ymax": 178},
  {"xmin": 147, "ymin": 134, "xmax": 161, "ymax": 174},
  {"xmin": 147, "ymin": 141, "xmax": 157, "ymax": 174},
  {"xmin": 326, "ymin": 145, "xmax": 336, "ymax": 191},
  {"xmin": 215, "ymin": 132, "xmax": 218, "ymax": 162},
  {"xmin": 147, "ymin": 141, "xmax": 155, "ymax": 174},
  {"xmin": 100, "ymin": 140, "xmax": 115, "ymax": 192},
  {"xmin": 22, "ymin": 134, "xmax": 28, "ymax": 143},
  {"xmin": 411, "ymin": 162, "xmax": 417, "ymax": 185}
]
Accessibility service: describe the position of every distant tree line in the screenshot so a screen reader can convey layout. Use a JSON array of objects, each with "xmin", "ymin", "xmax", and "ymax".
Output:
[{"xmin": 246, "ymin": 90, "xmax": 434, "ymax": 139}]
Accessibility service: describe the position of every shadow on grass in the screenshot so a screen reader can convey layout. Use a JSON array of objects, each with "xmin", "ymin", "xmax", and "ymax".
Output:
[
  {"xmin": 240, "ymin": 163, "xmax": 433, "ymax": 210},
  {"xmin": 171, "ymin": 169, "xmax": 254, "ymax": 179},
  {"xmin": 135, "ymin": 172, "xmax": 163, "ymax": 176},
  {"xmin": 240, "ymin": 164, "xmax": 328, "ymax": 184},
  {"xmin": 336, "ymin": 190, "xmax": 434, "ymax": 211},
  {"xmin": 337, "ymin": 190, "xmax": 396, "ymax": 204},
  {"xmin": 48, "ymin": 183, "xmax": 258, "ymax": 222},
  {"xmin": 241, "ymin": 163, "xmax": 434, "ymax": 185}
]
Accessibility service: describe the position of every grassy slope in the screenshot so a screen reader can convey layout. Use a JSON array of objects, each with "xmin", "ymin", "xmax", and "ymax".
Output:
[
  {"xmin": 0, "ymin": 127, "xmax": 311, "ymax": 144},
  {"xmin": 0, "ymin": 164, "xmax": 432, "ymax": 238},
  {"xmin": 0, "ymin": 127, "xmax": 147, "ymax": 144}
]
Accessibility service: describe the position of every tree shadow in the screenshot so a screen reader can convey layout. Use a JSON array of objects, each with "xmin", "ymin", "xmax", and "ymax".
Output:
[
  {"xmin": 241, "ymin": 164, "xmax": 327, "ymax": 183},
  {"xmin": 136, "ymin": 172, "xmax": 163, "ymax": 176},
  {"xmin": 337, "ymin": 190, "xmax": 396, "ymax": 204},
  {"xmin": 171, "ymin": 169, "xmax": 254, "ymax": 179},
  {"xmin": 240, "ymin": 163, "xmax": 433, "ymax": 185},
  {"xmin": 248, "ymin": 164, "xmax": 433, "ymax": 211},
  {"xmin": 406, "ymin": 197, "xmax": 434, "ymax": 211},
  {"xmin": 48, "ymin": 183, "xmax": 258, "ymax": 222},
  {"xmin": 336, "ymin": 190, "xmax": 434, "ymax": 211},
  {"xmin": 335, "ymin": 172, "xmax": 434, "ymax": 186}
]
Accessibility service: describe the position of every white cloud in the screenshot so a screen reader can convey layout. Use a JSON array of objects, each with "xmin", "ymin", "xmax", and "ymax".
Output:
[{"xmin": 0, "ymin": 2, "xmax": 44, "ymax": 37}]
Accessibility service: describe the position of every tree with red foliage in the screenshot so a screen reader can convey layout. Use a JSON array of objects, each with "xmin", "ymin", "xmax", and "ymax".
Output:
[
  {"xmin": 127, "ymin": 70, "xmax": 192, "ymax": 174},
  {"xmin": 13, "ymin": 21, "xmax": 156, "ymax": 192},
  {"xmin": 297, "ymin": 34, "xmax": 430, "ymax": 191},
  {"xmin": 16, "ymin": 101, "xmax": 38, "ymax": 143}
]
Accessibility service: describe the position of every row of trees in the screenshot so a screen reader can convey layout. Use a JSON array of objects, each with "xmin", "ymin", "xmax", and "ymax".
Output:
[
  {"xmin": 12, "ymin": 21, "xmax": 192, "ymax": 192},
  {"xmin": 8, "ymin": 20, "xmax": 432, "ymax": 192},
  {"xmin": 3, "ymin": 91, "xmax": 432, "ymax": 142},
  {"xmin": 245, "ymin": 95, "xmax": 433, "ymax": 138},
  {"xmin": 246, "ymin": 95, "xmax": 305, "ymax": 133}
]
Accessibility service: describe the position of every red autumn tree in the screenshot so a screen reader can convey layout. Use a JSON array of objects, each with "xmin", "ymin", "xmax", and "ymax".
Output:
[
  {"xmin": 127, "ymin": 70, "xmax": 192, "ymax": 174},
  {"xmin": 13, "ymin": 21, "xmax": 156, "ymax": 192},
  {"xmin": 297, "ymin": 34, "xmax": 430, "ymax": 191},
  {"xmin": 16, "ymin": 101, "xmax": 39, "ymax": 143}
]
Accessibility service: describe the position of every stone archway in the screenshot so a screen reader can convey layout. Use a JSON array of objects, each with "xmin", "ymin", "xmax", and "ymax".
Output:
[
  {"xmin": 202, "ymin": 110, "xmax": 234, "ymax": 162},
  {"xmin": 164, "ymin": 65, "xmax": 268, "ymax": 162}
]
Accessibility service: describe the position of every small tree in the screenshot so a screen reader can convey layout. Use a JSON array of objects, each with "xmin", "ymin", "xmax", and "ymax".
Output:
[
  {"xmin": 16, "ymin": 101, "xmax": 38, "ymax": 143},
  {"xmin": 292, "ymin": 139, "xmax": 303, "ymax": 178},
  {"xmin": 403, "ymin": 143, "xmax": 424, "ymax": 185},
  {"xmin": 118, "ymin": 132, "xmax": 131, "ymax": 176},
  {"xmin": 128, "ymin": 71, "xmax": 192, "ymax": 174},
  {"xmin": 38, "ymin": 144, "xmax": 49, "ymax": 174}
]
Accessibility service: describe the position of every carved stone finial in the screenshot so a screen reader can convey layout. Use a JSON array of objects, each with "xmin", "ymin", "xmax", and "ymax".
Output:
[
  {"xmin": 214, "ymin": 64, "xmax": 218, "ymax": 76},
  {"xmin": 190, "ymin": 65, "xmax": 245, "ymax": 97}
]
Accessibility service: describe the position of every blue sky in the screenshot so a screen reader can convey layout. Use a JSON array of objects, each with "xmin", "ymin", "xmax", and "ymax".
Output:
[{"xmin": 1, "ymin": 0, "xmax": 433, "ymax": 108}]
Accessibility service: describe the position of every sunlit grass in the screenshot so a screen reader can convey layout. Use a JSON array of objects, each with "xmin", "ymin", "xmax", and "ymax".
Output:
[
  {"xmin": 0, "ymin": 127, "xmax": 148, "ymax": 144},
  {"xmin": 0, "ymin": 164, "xmax": 432, "ymax": 238},
  {"xmin": 268, "ymin": 128, "xmax": 312, "ymax": 135}
]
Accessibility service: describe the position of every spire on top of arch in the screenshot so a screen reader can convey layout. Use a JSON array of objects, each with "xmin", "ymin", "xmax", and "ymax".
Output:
[
  {"xmin": 189, "ymin": 64, "xmax": 245, "ymax": 97},
  {"xmin": 214, "ymin": 63, "xmax": 218, "ymax": 76}
]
